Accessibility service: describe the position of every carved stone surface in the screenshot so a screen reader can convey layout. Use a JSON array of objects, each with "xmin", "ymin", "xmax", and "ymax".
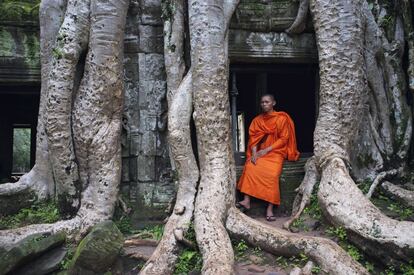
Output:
[
  {"xmin": 229, "ymin": 30, "xmax": 318, "ymax": 63},
  {"xmin": 0, "ymin": 22, "xmax": 40, "ymax": 84},
  {"xmin": 122, "ymin": 3, "xmax": 174, "ymax": 224},
  {"xmin": 230, "ymin": 0, "xmax": 311, "ymax": 32}
]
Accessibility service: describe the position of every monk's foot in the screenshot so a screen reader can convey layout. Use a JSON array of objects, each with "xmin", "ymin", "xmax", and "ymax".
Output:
[
  {"xmin": 236, "ymin": 201, "xmax": 250, "ymax": 212},
  {"xmin": 266, "ymin": 215, "xmax": 276, "ymax": 222}
]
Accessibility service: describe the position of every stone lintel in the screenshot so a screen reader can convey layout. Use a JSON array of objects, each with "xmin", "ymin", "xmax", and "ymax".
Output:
[{"xmin": 229, "ymin": 30, "xmax": 318, "ymax": 63}]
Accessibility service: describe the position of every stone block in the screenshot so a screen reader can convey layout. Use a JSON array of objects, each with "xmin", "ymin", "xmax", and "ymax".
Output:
[
  {"xmin": 141, "ymin": 130, "xmax": 156, "ymax": 155},
  {"xmin": 139, "ymin": 0, "xmax": 162, "ymax": 26},
  {"xmin": 70, "ymin": 221, "xmax": 124, "ymax": 273},
  {"xmin": 0, "ymin": 232, "xmax": 66, "ymax": 275},
  {"xmin": 138, "ymin": 53, "xmax": 165, "ymax": 81},
  {"xmin": 229, "ymin": 30, "xmax": 318, "ymax": 63},
  {"xmin": 13, "ymin": 246, "xmax": 67, "ymax": 275},
  {"xmin": 129, "ymin": 156, "xmax": 138, "ymax": 181},
  {"xmin": 137, "ymin": 155, "xmax": 155, "ymax": 181},
  {"xmin": 129, "ymin": 131, "xmax": 141, "ymax": 156},
  {"xmin": 138, "ymin": 80, "xmax": 167, "ymax": 111},
  {"xmin": 138, "ymin": 24, "xmax": 163, "ymax": 53}
]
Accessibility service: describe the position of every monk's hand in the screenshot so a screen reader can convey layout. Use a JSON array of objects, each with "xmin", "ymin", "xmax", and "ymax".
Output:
[
  {"xmin": 251, "ymin": 153, "xmax": 257, "ymax": 165},
  {"xmin": 257, "ymin": 147, "xmax": 271, "ymax": 158}
]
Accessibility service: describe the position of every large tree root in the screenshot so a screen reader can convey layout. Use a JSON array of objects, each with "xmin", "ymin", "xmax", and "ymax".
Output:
[
  {"xmin": 226, "ymin": 208, "xmax": 368, "ymax": 275},
  {"xmin": 318, "ymin": 157, "xmax": 414, "ymax": 265},
  {"xmin": 0, "ymin": 217, "xmax": 81, "ymax": 250},
  {"xmin": 381, "ymin": 181, "xmax": 414, "ymax": 209},
  {"xmin": 283, "ymin": 157, "xmax": 319, "ymax": 230}
]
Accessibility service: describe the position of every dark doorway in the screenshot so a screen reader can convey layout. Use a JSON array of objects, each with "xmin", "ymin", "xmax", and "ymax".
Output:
[
  {"xmin": 230, "ymin": 63, "xmax": 318, "ymax": 163},
  {"xmin": 0, "ymin": 85, "xmax": 40, "ymax": 182}
]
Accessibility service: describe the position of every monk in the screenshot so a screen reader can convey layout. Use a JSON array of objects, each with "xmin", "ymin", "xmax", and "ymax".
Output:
[{"xmin": 236, "ymin": 94, "xmax": 299, "ymax": 221}]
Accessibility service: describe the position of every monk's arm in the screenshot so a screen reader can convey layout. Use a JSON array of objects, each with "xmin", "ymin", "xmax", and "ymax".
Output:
[
  {"xmin": 261, "ymin": 118, "xmax": 289, "ymax": 154},
  {"xmin": 251, "ymin": 145, "xmax": 258, "ymax": 164}
]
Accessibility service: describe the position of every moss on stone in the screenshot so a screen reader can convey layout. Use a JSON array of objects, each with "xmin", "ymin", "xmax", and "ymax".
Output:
[
  {"xmin": 0, "ymin": 29, "xmax": 16, "ymax": 56},
  {"xmin": 0, "ymin": 0, "xmax": 40, "ymax": 21}
]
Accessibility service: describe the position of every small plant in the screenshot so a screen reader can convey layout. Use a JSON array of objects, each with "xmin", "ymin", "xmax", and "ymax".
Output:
[
  {"xmin": 114, "ymin": 215, "xmax": 134, "ymax": 234},
  {"xmin": 357, "ymin": 179, "xmax": 372, "ymax": 195},
  {"xmin": 234, "ymin": 239, "xmax": 248, "ymax": 258},
  {"xmin": 387, "ymin": 203, "xmax": 413, "ymax": 220},
  {"xmin": 137, "ymin": 224, "xmax": 164, "ymax": 240},
  {"xmin": 60, "ymin": 245, "xmax": 75, "ymax": 270},
  {"xmin": 346, "ymin": 244, "xmax": 361, "ymax": 261},
  {"xmin": 275, "ymin": 256, "xmax": 289, "ymax": 268},
  {"xmin": 0, "ymin": 201, "xmax": 60, "ymax": 229},
  {"xmin": 291, "ymin": 216, "xmax": 309, "ymax": 232},
  {"xmin": 174, "ymin": 249, "xmax": 202, "ymax": 274},
  {"xmin": 364, "ymin": 261, "xmax": 375, "ymax": 273},
  {"xmin": 400, "ymin": 261, "xmax": 414, "ymax": 275},
  {"xmin": 303, "ymin": 194, "xmax": 322, "ymax": 220},
  {"xmin": 325, "ymin": 226, "xmax": 347, "ymax": 242},
  {"xmin": 311, "ymin": 265, "xmax": 321, "ymax": 274}
]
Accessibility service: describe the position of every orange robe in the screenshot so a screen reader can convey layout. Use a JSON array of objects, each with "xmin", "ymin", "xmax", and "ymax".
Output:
[{"xmin": 237, "ymin": 111, "xmax": 299, "ymax": 205}]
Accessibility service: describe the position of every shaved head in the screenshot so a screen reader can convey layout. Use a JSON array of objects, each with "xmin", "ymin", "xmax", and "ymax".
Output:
[{"xmin": 261, "ymin": 94, "xmax": 275, "ymax": 102}]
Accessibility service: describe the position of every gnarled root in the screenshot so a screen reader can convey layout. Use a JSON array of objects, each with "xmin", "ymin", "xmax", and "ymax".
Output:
[
  {"xmin": 318, "ymin": 157, "xmax": 414, "ymax": 265},
  {"xmin": 366, "ymin": 168, "xmax": 402, "ymax": 199},
  {"xmin": 0, "ymin": 167, "xmax": 51, "ymax": 216},
  {"xmin": 0, "ymin": 217, "xmax": 82, "ymax": 250},
  {"xmin": 285, "ymin": 0, "xmax": 310, "ymax": 34},
  {"xmin": 226, "ymin": 207, "xmax": 368, "ymax": 275},
  {"xmin": 381, "ymin": 181, "xmax": 414, "ymax": 209},
  {"xmin": 283, "ymin": 157, "xmax": 319, "ymax": 230}
]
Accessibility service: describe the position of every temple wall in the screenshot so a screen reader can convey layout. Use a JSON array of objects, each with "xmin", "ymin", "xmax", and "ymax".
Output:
[{"xmin": 0, "ymin": 0, "xmax": 318, "ymax": 222}]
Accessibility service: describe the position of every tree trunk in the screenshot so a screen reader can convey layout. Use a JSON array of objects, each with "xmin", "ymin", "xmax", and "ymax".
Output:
[
  {"xmin": 310, "ymin": 0, "xmax": 414, "ymax": 265},
  {"xmin": 0, "ymin": 0, "xmax": 129, "ymax": 247}
]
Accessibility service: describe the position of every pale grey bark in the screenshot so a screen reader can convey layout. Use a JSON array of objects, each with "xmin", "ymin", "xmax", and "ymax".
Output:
[
  {"xmin": 140, "ymin": 1, "xmax": 200, "ymax": 273},
  {"xmin": 402, "ymin": 0, "xmax": 414, "ymax": 92},
  {"xmin": 285, "ymin": 0, "xmax": 309, "ymax": 34},
  {"xmin": 73, "ymin": 0, "xmax": 129, "ymax": 227},
  {"xmin": 189, "ymin": 1, "xmax": 239, "ymax": 274},
  {"xmin": 318, "ymin": 158, "xmax": 414, "ymax": 265},
  {"xmin": 366, "ymin": 168, "xmax": 402, "ymax": 199},
  {"xmin": 310, "ymin": 0, "xmax": 414, "ymax": 265},
  {"xmin": 0, "ymin": 0, "xmax": 129, "ymax": 248},
  {"xmin": 0, "ymin": 0, "xmax": 67, "ymax": 206},
  {"xmin": 381, "ymin": 181, "xmax": 414, "ymax": 209},
  {"xmin": 46, "ymin": 0, "xmax": 90, "ymax": 214}
]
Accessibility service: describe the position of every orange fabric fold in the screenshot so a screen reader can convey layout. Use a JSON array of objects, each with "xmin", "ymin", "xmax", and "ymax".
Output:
[{"xmin": 237, "ymin": 111, "xmax": 300, "ymax": 205}]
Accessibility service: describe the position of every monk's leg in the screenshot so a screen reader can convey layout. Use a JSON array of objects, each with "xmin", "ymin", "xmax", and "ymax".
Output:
[
  {"xmin": 237, "ymin": 194, "xmax": 251, "ymax": 209},
  {"xmin": 266, "ymin": 203, "xmax": 275, "ymax": 219}
]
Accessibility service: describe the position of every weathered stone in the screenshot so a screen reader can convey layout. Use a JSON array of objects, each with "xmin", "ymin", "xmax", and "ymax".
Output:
[
  {"xmin": 229, "ymin": 30, "xmax": 317, "ymax": 63},
  {"xmin": 0, "ymin": 23, "xmax": 40, "ymax": 84},
  {"xmin": 70, "ymin": 221, "xmax": 124, "ymax": 273},
  {"xmin": 230, "ymin": 0, "xmax": 306, "ymax": 32},
  {"xmin": 137, "ymin": 155, "xmax": 155, "ymax": 181},
  {"xmin": 139, "ymin": 0, "xmax": 162, "ymax": 26},
  {"xmin": 138, "ymin": 24, "xmax": 163, "ymax": 53},
  {"xmin": 14, "ymin": 246, "xmax": 67, "ymax": 275},
  {"xmin": 0, "ymin": 232, "xmax": 66, "ymax": 275}
]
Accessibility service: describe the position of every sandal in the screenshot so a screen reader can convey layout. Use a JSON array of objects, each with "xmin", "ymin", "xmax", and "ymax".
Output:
[
  {"xmin": 266, "ymin": 215, "xmax": 276, "ymax": 222},
  {"xmin": 236, "ymin": 202, "xmax": 250, "ymax": 213}
]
